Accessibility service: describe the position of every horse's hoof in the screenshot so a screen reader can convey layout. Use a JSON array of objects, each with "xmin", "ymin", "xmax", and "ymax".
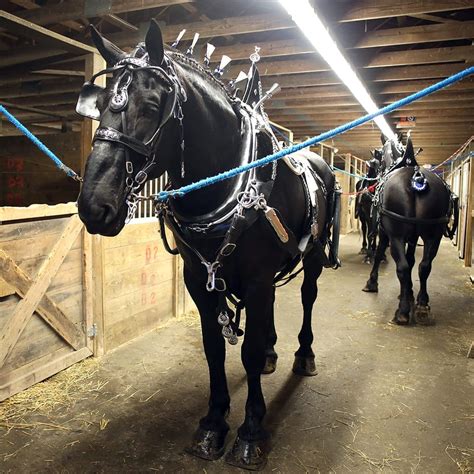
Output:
[
  {"xmin": 381, "ymin": 255, "xmax": 388, "ymax": 263},
  {"xmin": 185, "ymin": 426, "xmax": 228, "ymax": 461},
  {"xmin": 262, "ymin": 355, "xmax": 277, "ymax": 375},
  {"xmin": 414, "ymin": 304, "xmax": 435, "ymax": 326},
  {"xmin": 362, "ymin": 281, "xmax": 378, "ymax": 292},
  {"xmin": 391, "ymin": 309, "xmax": 410, "ymax": 326},
  {"xmin": 292, "ymin": 355, "xmax": 317, "ymax": 376},
  {"xmin": 225, "ymin": 436, "xmax": 268, "ymax": 471},
  {"xmin": 363, "ymin": 256, "xmax": 372, "ymax": 264},
  {"xmin": 359, "ymin": 247, "xmax": 368, "ymax": 255}
]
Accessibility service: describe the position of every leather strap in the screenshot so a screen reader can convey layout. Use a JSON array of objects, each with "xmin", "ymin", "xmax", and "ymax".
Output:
[
  {"xmin": 380, "ymin": 207, "xmax": 449, "ymax": 225},
  {"xmin": 94, "ymin": 126, "xmax": 152, "ymax": 157}
]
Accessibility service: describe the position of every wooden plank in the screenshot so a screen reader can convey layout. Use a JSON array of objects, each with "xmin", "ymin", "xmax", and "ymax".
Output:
[
  {"xmin": 366, "ymin": 45, "xmax": 474, "ymax": 69},
  {"xmin": 0, "ymin": 346, "xmax": 91, "ymax": 402},
  {"xmin": 0, "ymin": 215, "xmax": 83, "ymax": 365},
  {"xmin": 0, "ymin": 277, "xmax": 14, "ymax": 298},
  {"xmin": 17, "ymin": 0, "xmax": 195, "ymax": 26},
  {"xmin": 0, "ymin": 249, "xmax": 84, "ymax": 350},
  {"xmin": 464, "ymin": 157, "xmax": 473, "ymax": 267},
  {"xmin": 0, "ymin": 11, "xmax": 95, "ymax": 54},
  {"xmin": 111, "ymin": 13, "xmax": 295, "ymax": 47},
  {"xmin": 354, "ymin": 21, "xmax": 474, "ymax": 49},
  {"xmin": 214, "ymin": 22, "xmax": 474, "ymax": 62},
  {"xmin": 246, "ymin": 45, "xmax": 474, "ymax": 77},
  {"xmin": 341, "ymin": 0, "xmax": 473, "ymax": 22},
  {"xmin": 0, "ymin": 202, "xmax": 77, "ymax": 222}
]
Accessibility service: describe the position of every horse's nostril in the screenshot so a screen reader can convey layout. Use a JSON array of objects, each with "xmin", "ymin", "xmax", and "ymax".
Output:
[{"xmin": 101, "ymin": 204, "xmax": 117, "ymax": 225}]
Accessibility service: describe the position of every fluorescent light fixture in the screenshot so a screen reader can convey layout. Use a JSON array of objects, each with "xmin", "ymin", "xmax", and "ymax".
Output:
[{"xmin": 279, "ymin": 0, "xmax": 395, "ymax": 140}]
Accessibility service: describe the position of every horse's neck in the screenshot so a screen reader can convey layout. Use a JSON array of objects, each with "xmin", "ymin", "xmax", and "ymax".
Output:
[{"xmin": 167, "ymin": 58, "xmax": 242, "ymax": 216}]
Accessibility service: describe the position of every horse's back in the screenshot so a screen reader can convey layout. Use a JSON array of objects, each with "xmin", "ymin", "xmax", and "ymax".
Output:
[{"xmin": 383, "ymin": 167, "xmax": 450, "ymax": 220}]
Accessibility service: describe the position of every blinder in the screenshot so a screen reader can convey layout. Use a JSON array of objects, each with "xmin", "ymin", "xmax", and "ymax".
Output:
[{"xmin": 76, "ymin": 80, "xmax": 106, "ymax": 121}]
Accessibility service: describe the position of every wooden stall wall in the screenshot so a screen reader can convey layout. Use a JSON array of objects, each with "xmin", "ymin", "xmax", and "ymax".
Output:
[
  {"xmin": 447, "ymin": 151, "xmax": 473, "ymax": 268},
  {"xmin": 334, "ymin": 153, "xmax": 367, "ymax": 234},
  {"xmin": 0, "ymin": 204, "xmax": 91, "ymax": 401},
  {"xmin": 0, "ymin": 132, "xmax": 81, "ymax": 207},
  {"xmin": 99, "ymin": 219, "xmax": 177, "ymax": 352},
  {"xmin": 0, "ymin": 204, "xmax": 194, "ymax": 400}
]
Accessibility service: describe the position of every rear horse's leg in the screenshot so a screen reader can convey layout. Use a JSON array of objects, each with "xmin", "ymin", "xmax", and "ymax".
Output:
[
  {"xmin": 184, "ymin": 266, "xmax": 230, "ymax": 461},
  {"xmin": 225, "ymin": 282, "xmax": 273, "ymax": 470},
  {"xmin": 363, "ymin": 229, "xmax": 389, "ymax": 292},
  {"xmin": 293, "ymin": 252, "xmax": 323, "ymax": 376},
  {"xmin": 414, "ymin": 235, "xmax": 442, "ymax": 325},
  {"xmin": 360, "ymin": 215, "xmax": 368, "ymax": 255},
  {"xmin": 390, "ymin": 237, "xmax": 415, "ymax": 325}
]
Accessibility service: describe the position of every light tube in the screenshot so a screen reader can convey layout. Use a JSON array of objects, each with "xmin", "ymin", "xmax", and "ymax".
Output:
[{"xmin": 279, "ymin": 0, "xmax": 395, "ymax": 140}]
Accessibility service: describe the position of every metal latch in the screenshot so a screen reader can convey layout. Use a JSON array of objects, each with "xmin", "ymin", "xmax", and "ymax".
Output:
[{"xmin": 87, "ymin": 324, "xmax": 97, "ymax": 338}]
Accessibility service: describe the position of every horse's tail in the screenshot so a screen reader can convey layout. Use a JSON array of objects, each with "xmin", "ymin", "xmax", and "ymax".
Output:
[{"xmin": 445, "ymin": 194, "xmax": 459, "ymax": 240}]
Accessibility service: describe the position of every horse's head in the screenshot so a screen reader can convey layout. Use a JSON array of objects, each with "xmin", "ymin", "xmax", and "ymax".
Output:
[
  {"xmin": 77, "ymin": 21, "xmax": 183, "ymax": 236},
  {"xmin": 368, "ymin": 149, "xmax": 383, "ymax": 178},
  {"xmin": 379, "ymin": 134, "xmax": 404, "ymax": 173}
]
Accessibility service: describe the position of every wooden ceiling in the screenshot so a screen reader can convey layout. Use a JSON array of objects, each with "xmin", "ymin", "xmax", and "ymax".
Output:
[{"xmin": 0, "ymin": 0, "xmax": 473, "ymax": 164}]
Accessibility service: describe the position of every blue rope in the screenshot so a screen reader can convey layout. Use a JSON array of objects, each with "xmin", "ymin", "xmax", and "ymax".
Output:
[
  {"xmin": 271, "ymin": 124, "xmax": 375, "ymax": 180},
  {"xmin": 157, "ymin": 65, "xmax": 474, "ymax": 201},
  {"xmin": 0, "ymin": 104, "xmax": 81, "ymax": 180}
]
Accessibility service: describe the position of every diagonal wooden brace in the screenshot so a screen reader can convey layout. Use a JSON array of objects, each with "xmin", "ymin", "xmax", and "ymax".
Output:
[{"xmin": 0, "ymin": 215, "xmax": 83, "ymax": 366}]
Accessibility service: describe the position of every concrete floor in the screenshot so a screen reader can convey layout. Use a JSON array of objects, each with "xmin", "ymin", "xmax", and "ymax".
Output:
[{"xmin": 1, "ymin": 233, "xmax": 473, "ymax": 473}]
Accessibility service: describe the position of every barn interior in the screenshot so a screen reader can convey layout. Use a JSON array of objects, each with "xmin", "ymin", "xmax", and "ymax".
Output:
[{"xmin": 0, "ymin": 0, "xmax": 473, "ymax": 472}]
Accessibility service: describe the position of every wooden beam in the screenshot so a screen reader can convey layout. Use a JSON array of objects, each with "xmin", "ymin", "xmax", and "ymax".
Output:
[
  {"xmin": 111, "ymin": 13, "xmax": 295, "ymax": 46},
  {"xmin": 244, "ymin": 46, "xmax": 473, "ymax": 78},
  {"xmin": 353, "ymin": 21, "xmax": 474, "ymax": 49},
  {"xmin": 0, "ymin": 78, "xmax": 82, "ymax": 99},
  {"xmin": 366, "ymin": 45, "xmax": 474, "ymax": 68},
  {"xmin": 8, "ymin": 0, "xmax": 84, "ymax": 31},
  {"xmin": 103, "ymin": 14, "xmax": 139, "ymax": 32},
  {"xmin": 16, "ymin": 0, "xmax": 195, "ymax": 26},
  {"xmin": 410, "ymin": 13, "xmax": 460, "ymax": 24},
  {"xmin": 0, "ymin": 10, "xmax": 95, "ymax": 54},
  {"xmin": 341, "ymin": 0, "xmax": 473, "ymax": 22}
]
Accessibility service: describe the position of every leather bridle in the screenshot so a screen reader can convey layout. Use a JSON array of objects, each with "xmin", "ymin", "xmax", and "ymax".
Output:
[{"xmin": 76, "ymin": 52, "xmax": 187, "ymax": 222}]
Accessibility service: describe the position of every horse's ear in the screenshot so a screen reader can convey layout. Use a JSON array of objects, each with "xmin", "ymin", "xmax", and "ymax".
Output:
[
  {"xmin": 381, "ymin": 134, "xmax": 387, "ymax": 145},
  {"xmin": 403, "ymin": 136, "xmax": 415, "ymax": 162},
  {"xmin": 370, "ymin": 150, "xmax": 375, "ymax": 158},
  {"xmin": 90, "ymin": 25, "xmax": 125, "ymax": 66},
  {"xmin": 146, "ymin": 20, "xmax": 165, "ymax": 65}
]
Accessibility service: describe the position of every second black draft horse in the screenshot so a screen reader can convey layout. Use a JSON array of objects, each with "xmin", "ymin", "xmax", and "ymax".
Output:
[
  {"xmin": 363, "ymin": 136, "xmax": 458, "ymax": 325},
  {"xmin": 76, "ymin": 21, "xmax": 340, "ymax": 470},
  {"xmin": 355, "ymin": 150, "xmax": 381, "ymax": 262}
]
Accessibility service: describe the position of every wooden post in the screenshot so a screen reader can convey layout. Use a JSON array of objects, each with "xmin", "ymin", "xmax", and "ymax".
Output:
[
  {"xmin": 82, "ymin": 52, "xmax": 106, "ymax": 356},
  {"xmin": 339, "ymin": 154, "xmax": 351, "ymax": 234},
  {"xmin": 465, "ymin": 155, "xmax": 473, "ymax": 267}
]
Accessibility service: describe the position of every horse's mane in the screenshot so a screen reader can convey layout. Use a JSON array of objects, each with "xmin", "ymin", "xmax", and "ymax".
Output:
[{"xmin": 167, "ymin": 49, "xmax": 236, "ymax": 103}]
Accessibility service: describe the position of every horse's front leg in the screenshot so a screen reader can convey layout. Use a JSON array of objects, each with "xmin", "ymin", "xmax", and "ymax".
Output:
[
  {"xmin": 293, "ymin": 251, "xmax": 323, "ymax": 376},
  {"xmin": 262, "ymin": 286, "xmax": 278, "ymax": 374},
  {"xmin": 183, "ymin": 265, "xmax": 230, "ymax": 461},
  {"xmin": 226, "ymin": 282, "xmax": 272, "ymax": 470}
]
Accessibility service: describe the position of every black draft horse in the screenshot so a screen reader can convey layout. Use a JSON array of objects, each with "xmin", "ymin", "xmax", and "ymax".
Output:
[
  {"xmin": 76, "ymin": 22, "xmax": 339, "ymax": 469},
  {"xmin": 354, "ymin": 150, "xmax": 381, "ymax": 262},
  {"xmin": 363, "ymin": 136, "xmax": 458, "ymax": 325}
]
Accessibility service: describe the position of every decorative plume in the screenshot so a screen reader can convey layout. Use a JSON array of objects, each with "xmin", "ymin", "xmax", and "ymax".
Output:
[
  {"xmin": 186, "ymin": 32, "xmax": 200, "ymax": 56},
  {"xmin": 214, "ymin": 55, "xmax": 231, "ymax": 77},
  {"xmin": 228, "ymin": 71, "xmax": 247, "ymax": 89},
  {"xmin": 203, "ymin": 43, "xmax": 215, "ymax": 67},
  {"xmin": 171, "ymin": 29, "xmax": 186, "ymax": 48}
]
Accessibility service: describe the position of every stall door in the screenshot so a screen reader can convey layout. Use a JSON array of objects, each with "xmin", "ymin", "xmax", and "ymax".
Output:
[{"xmin": 0, "ymin": 210, "xmax": 91, "ymax": 401}]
